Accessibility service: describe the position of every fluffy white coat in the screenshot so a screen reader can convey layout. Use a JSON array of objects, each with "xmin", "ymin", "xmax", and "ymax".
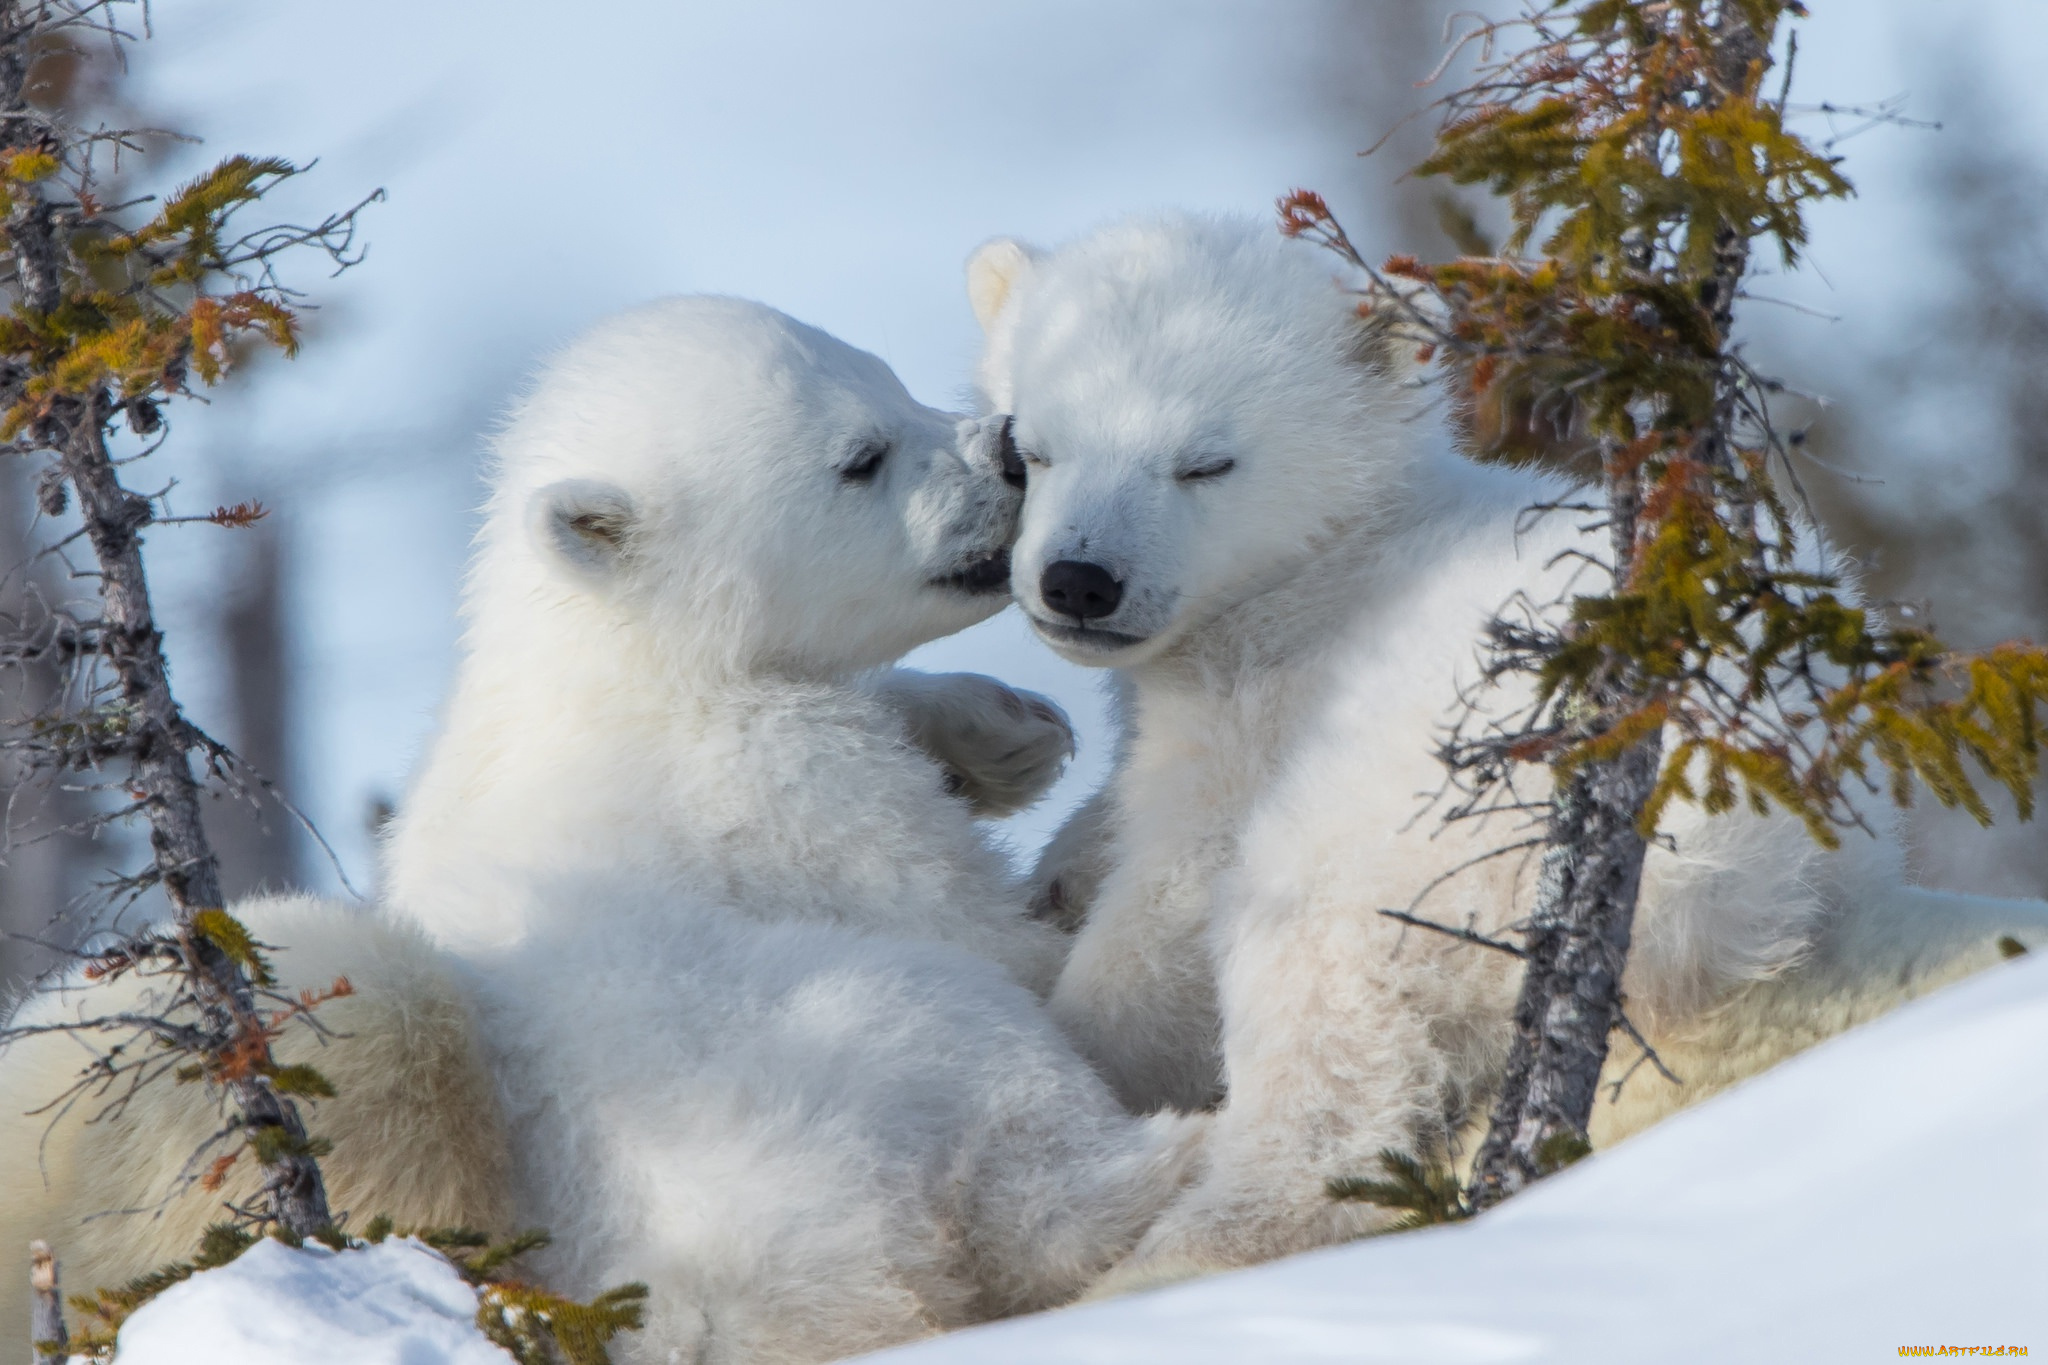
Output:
[
  {"xmin": 0, "ymin": 894, "xmax": 518, "ymax": 1349},
  {"xmin": 967, "ymin": 215, "xmax": 2048, "ymax": 1279},
  {"xmin": 379, "ymin": 296, "xmax": 1199, "ymax": 1362},
  {"xmin": 0, "ymin": 683, "xmax": 1082, "ymax": 1355},
  {"xmin": 0, "ymin": 296, "xmax": 1198, "ymax": 1363}
]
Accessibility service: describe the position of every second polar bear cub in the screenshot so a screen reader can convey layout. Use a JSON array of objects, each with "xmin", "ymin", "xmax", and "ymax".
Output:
[
  {"xmin": 969, "ymin": 215, "xmax": 2048, "ymax": 1278},
  {"xmin": 381, "ymin": 296, "xmax": 1202, "ymax": 1364}
]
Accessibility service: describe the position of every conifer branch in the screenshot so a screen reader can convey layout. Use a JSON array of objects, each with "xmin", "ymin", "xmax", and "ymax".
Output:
[
  {"xmin": 0, "ymin": 0, "xmax": 378, "ymax": 1243},
  {"xmin": 1327, "ymin": 1148, "xmax": 1474, "ymax": 1231},
  {"xmin": 1291, "ymin": 0, "xmax": 2048, "ymax": 1213}
]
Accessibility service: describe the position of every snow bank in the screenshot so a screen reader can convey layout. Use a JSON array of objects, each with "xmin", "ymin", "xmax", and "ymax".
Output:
[
  {"xmin": 859, "ymin": 952, "xmax": 2048, "ymax": 1363},
  {"xmin": 110, "ymin": 1237, "xmax": 510, "ymax": 1365},
  {"xmin": 95, "ymin": 956, "xmax": 2048, "ymax": 1364}
]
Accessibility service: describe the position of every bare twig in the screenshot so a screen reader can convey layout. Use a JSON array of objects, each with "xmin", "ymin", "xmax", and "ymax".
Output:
[{"xmin": 1377, "ymin": 907, "xmax": 1527, "ymax": 958}]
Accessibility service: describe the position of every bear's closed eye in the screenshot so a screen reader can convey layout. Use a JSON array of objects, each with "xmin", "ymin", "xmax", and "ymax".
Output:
[
  {"xmin": 841, "ymin": 441, "xmax": 890, "ymax": 482},
  {"xmin": 1176, "ymin": 457, "xmax": 1236, "ymax": 483}
]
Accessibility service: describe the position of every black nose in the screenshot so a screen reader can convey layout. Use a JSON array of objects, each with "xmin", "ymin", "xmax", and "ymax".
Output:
[{"xmin": 1040, "ymin": 560, "xmax": 1124, "ymax": 620}]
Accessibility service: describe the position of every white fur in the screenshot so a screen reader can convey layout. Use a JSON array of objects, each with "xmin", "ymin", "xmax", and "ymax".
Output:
[
  {"xmin": 381, "ymin": 296, "xmax": 1199, "ymax": 1361},
  {"xmin": 0, "ymin": 297, "xmax": 1199, "ymax": 1363},
  {"xmin": 0, "ymin": 684, "xmax": 1078, "ymax": 1356},
  {"xmin": 0, "ymin": 894, "xmax": 516, "ymax": 1349},
  {"xmin": 970, "ymin": 215, "xmax": 2048, "ymax": 1279}
]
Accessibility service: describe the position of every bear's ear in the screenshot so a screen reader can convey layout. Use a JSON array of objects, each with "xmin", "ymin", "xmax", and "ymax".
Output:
[
  {"xmin": 528, "ymin": 479, "xmax": 637, "ymax": 580},
  {"xmin": 966, "ymin": 237, "xmax": 1042, "ymax": 333}
]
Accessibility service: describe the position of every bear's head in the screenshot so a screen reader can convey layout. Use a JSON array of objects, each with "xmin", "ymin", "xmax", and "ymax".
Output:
[
  {"xmin": 478, "ymin": 296, "xmax": 1022, "ymax": 679},
  {"xmin": 967, "ymin": 214, "xmax": 1417, "ymax": 668}
]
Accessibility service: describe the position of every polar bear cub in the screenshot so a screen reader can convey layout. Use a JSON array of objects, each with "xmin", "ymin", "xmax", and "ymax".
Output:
[
  {"xmin": 0, "ymin": 714, "xmax": 1076, "ymax": 1354},
  {"xmin": 0, "ymin": 296, "xmax": 1197, "ymax": 1363},
  {"xmin": 967, "ymin": 215, "xmax": 2048, "ymax": 1277},
  {"xmin": 373, "ymin": 295, "xmax": 1199, "ymax": 1362}
]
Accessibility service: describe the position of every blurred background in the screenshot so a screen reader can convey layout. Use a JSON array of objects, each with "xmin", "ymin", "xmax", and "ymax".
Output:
[{"xmin": 3, "ymin": 1, "xmax": 2043, "ymax": 994}]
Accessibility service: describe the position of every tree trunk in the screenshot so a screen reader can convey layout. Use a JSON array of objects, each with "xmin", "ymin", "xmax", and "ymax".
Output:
[
  {"xmin": 0, "ymin": 0, "xmax": 333, "ymax": 1235},
  {"xmin": 28, "ymin": 1241, "xmax": 65, "ymax": 1363},
  {"xmin": 1467, "ymin": 733, "xmax": 1660, "ymax": 1208},
  {"xmin": 58, "ymin": 413, "xmax": 331, "ymax": 1235}
]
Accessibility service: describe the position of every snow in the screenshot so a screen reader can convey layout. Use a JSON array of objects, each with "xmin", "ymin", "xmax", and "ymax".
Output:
[
  {"xmin": 70, "ymin": 839, "xmax": 2033, "ymax": 1325},
  {"xmin": 109, "ymin": 1237, "xmax": 511, "ymax": 1365},
  {"xmin": 95, "ymin": 951, "xmax": 2048, "ymax": 1363},
  {"xmin": 104, "ymin": 953, "xmax": 2048, "ymax": 1364},
  {"xmin": 856, "ymin": 953, "xmax": 2048, "ymax": 1364}
]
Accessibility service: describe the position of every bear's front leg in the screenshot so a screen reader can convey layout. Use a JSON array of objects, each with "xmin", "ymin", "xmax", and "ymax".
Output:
[
  {"xmin": 870, "ymin": 669, "xmax": 1075, "ymax": 818},
  {"xmin": 1026, "ymin": 785, "xmax": 1119, "ymax": 930},
  {"xmin": 1101, "ymin": 877, "xmax": 1515, "ymax": 1282},
  {"xmin": 1026, "ymin": 672, "xmax": 1133, "ymax": 930},
  {"xmin": 1048, "ymin": 853, "xmax": 1228, "ymax": 1115}
]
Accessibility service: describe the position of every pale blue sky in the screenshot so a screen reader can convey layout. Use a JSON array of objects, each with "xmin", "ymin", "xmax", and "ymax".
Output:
[{"xmin": 119, "ymin": 1, "xmax": 2048, "ymax": 892}]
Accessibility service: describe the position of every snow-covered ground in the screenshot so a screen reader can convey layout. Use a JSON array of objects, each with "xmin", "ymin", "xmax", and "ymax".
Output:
[
  {"xmin": 110, "ymin": 1237, "xmax": 510, "ymax": 1365},
  {"xmin": 856, "ymin": 952, "xmax": 2048, "ymax": 1364},
  {"xmin": 101, "ymin": 954, "xmax": 2048, "ymax": 1363}
]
